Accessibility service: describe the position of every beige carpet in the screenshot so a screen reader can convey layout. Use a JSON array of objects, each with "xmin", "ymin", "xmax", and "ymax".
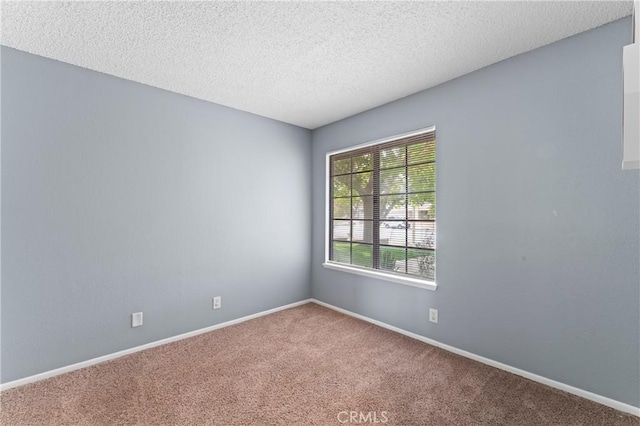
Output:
[{"xmin": 1, "ymin": 303, "xmax": 638, "ymax": 425}]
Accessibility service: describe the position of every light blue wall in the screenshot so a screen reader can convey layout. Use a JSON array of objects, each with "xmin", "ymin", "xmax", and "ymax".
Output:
[
  {"xmin": 311, "ymin": 18, "xmax": 639, "ymax": 406},
  {"xmin": 1, "ymin": 47, "xmax": 312, "ymax": 382}
]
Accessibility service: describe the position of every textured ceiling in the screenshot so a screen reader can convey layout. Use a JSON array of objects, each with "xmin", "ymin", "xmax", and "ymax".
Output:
[{"xmin": 1, "ymin": 1, "xmax": 633, "ymax": 129}]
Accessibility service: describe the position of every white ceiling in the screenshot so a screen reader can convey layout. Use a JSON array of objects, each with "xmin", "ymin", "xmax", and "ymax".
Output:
[{"xmin": 1, "ymin": 1, "xmax": 633, "ymax": 129}]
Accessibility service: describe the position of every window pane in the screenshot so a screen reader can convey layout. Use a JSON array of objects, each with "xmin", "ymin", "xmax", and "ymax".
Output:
[
  {"xmin": 332, "ymin": 241, "xmax": 351, "ymax": 264},
  {"xmin": 332, "ymin": 175, "xmax": 351, "ymax": 197},
  {"xmin": 406, "ymin": 249, "xmax": 435, "ymax": 280},
  {"xmin": 352, "ymin": 220, "xmax": 373, "ymax": 244},
  {"xmin": 380, "ymin": 223, "xmax": 406, "ymax": 246},
  {"xmin": 352, "ymin": 153, "xmax": 373, "ymax": 172},
  {"xmin": 407, "ymin": 222, "xmax": 435, "ymax": 249},
  {"xmin": 352, "ymin": 244, "xmax": 373, "ymax": 268},
  {"xmin": 380, "ymin": 146, "xmax": 405, "ymax": 169},
  {"xmin": 332, "ymin": 220, "xmax": 351, "ymax": 241},
  {"xmin": 379, "ymin": 246, "xmax": 406, "ymax": 273},
  {"xmin": 353, "ymin": 196, "xmax": 373, "ymax": 219},
  {"xmin": 408, "ymin": 163, "xmax": 435, "ymax": 193},
  {"xmin": 380, "ymin": 167, "xmax": 406, "ymax": 194},
  {"xmin": 333, "ymin": 198, "xmax": 350, "ymax": 219},
  {"xmin": 351, "ymin": 171, "xmax": 373, "ymax": 196},
  {"xmin": 333, "ymin": 157, "xmax": 351, "ymax": 175},
  {"xmin": 380, "ymin": 195, "xmax": 406, "ymax": 220},
  {"xmin": 408, "ymin": 192, "xmax": 435, "ymax": 220},
  {"xmin": 408, "ymin": 141, "xmax": 435, "ymax": 164}
]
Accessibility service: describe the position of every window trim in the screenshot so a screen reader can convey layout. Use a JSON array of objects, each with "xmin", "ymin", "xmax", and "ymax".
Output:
[{"xmin": 324, "ymin": 126, "xmax": 437, "ymax": 291}]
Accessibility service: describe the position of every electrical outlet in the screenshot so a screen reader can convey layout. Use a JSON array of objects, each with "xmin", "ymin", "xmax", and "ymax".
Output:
[
  {"xmin": 429, "ymin": 308, "xmax": 438, "ymax": 324},
  {"xmin": 131, "ymin": 312, "xmax": 143, "ymax": 328},
  {"xmin": 213, "ymin": 296, "xmax": 222, "ymax": 310}
]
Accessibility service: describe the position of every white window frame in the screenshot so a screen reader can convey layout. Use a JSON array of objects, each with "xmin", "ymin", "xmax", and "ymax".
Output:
[{"xmin": 323, "ymin": 126, "xmax": 437, "ymax": 291}]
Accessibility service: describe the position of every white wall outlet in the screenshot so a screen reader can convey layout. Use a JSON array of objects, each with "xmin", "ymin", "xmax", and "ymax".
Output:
[
  {"xmin": 429, "ymin": 308, "xmax": 438, "ymax": 324},
  {"xmin": 131, "ymin": 312, "xmax": 143, "ymax": 328},
  {"xmin": 213, "ymin": 296, "xmax": 222, "ymax": 310}
]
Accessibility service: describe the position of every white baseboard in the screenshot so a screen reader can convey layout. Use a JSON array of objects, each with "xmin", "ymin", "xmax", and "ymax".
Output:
[
  {"xmin": 0, "ymin": 299, "xmax": 312, "ymax": 392},
  {"xmin": 310, "ymin": 299, "xmax": 640, "ymax": 417},
  {"xmin": 3, "ymin": 297, "xmax": 638, "ymax": 418}
]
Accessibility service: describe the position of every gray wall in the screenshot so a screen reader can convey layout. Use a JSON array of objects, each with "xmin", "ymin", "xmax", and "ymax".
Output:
[
  {"xmin": 1, "ymin": 47, "xmax": 312, "ymax": 382},
  {"xmin": 311, "ymin": 18, "xmax": 639, "ymax": 406}
]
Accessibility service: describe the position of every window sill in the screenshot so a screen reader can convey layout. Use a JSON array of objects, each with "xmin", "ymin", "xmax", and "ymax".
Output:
[{"xmin": 322, "ymin": 262, "xmax": 437, "ymax": 291}]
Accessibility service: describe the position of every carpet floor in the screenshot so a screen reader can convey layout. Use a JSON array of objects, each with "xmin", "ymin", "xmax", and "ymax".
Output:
[{"xmin": 1, "ymin": 303, "xmax": 638, "ymax": 425}]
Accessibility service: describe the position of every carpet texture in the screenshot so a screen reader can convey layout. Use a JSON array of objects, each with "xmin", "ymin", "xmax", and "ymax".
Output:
[{"xmin": 1, "ymin": 303, "xmax": 638, "ymax": 425}]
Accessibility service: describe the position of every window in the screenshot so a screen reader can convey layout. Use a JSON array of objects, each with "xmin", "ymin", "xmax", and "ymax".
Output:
[{"xmin": 324, "ymin": 127, "xmax": 436, "ymax": 290}]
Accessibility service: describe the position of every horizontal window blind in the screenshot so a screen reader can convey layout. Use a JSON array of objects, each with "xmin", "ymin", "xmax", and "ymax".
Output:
[{"xmin": 329, "ymin": 130, "xmax": 436, "ymax": 281}]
